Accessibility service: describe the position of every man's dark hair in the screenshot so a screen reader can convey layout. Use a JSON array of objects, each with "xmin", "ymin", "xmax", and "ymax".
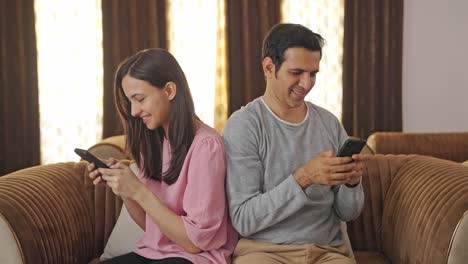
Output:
[
  {"xmin": 262, "ymin": 23, "xmax": 324, "ymax": 74},
  {"xmin": 114, "ymin": 48, "xmax": 197, "ymax": 185}
]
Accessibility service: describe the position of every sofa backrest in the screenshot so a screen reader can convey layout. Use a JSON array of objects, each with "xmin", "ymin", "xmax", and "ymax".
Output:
[
  {"xmin": 366, "ymin": 132, "xmax": 468, "ymax": 162},
  {"xmin": 87, "ymin": 135, "xmax": 129, "ymax": 161}
]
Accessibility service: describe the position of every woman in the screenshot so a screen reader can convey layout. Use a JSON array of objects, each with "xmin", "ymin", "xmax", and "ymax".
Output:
[{"xmin": 88, "ymin": 49, "xmax": 237, "ymax": 264}]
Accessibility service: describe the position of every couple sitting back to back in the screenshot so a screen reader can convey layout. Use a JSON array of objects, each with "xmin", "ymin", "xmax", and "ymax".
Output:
[{"xmin": 87, "ymin": 23, "xmax": 365, "ymax": 264}]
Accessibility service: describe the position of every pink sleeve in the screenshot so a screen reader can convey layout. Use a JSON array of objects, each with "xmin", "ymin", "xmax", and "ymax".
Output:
[{"xmin": 181, "ymin": 137, "xmax": 230, "ymax": 251}]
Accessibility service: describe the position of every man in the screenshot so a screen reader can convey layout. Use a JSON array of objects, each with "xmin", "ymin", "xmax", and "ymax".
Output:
[{"xmin": 222, "ymin": 23, "xmax": 365, "ymax": 264}]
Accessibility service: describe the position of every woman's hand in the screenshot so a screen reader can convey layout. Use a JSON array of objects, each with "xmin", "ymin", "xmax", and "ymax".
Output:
[
  {"xmin": 87, "ymin": 157, "xmax": 119, "ymax": 186},
  {"xmin": 98, "ymin": 161, "xmax": 145, "ymax": 200}
]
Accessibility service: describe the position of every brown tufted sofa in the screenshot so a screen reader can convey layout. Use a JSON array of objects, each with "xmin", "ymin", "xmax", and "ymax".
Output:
[{"xmin": 0, "ymin": 136, "xmax": 467, "ymax": 263}]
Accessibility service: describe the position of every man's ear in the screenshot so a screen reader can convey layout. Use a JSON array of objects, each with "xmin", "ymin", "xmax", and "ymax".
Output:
[
  {"xmin": 164, "ymin": 82, "xmax": 177, "ymax": 101},
  {"xmin": 262, "ymin": 57, "xmax": 276, "ymax": 79}
]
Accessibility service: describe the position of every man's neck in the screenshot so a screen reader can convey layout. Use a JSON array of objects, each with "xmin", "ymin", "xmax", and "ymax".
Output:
[{"xmin": 262, "ymin": 93, "xmax": 307, "ymax": 124}]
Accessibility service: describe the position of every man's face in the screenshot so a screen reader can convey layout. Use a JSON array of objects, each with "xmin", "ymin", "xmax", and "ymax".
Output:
[{"xmin": 265, "ymin": 47, "xmax": 321, "ymax": 109}]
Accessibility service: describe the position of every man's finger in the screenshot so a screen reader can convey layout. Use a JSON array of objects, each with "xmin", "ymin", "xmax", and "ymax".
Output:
[
  {"xmin": 331, "ymin": 171, "xmax": 355, "ymax": 181},
  {"xmin": 319, "ymin": 150, "xmax": 334, "ymax": 157},
  {"xmin": 327, "ymin": 156, "xmax": 353, "ymax": 166}
]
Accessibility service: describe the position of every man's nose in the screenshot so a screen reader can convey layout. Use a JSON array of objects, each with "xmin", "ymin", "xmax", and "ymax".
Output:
[{"xmin": 299, "ymin": 73, "xmax": 313, "ymax": 90}]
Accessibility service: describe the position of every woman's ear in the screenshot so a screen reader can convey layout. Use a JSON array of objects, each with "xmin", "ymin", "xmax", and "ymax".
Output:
[{"xmin": 164, "ymin": 82, "xmax": 177, "ymax": 101}]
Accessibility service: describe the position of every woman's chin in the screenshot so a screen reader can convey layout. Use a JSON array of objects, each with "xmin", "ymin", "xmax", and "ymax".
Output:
[{"xmin": 145, "ymin": 123, "xmax": 156, "ymax": 130}]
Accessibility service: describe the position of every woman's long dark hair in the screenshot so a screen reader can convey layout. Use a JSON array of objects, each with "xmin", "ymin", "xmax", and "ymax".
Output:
[{"xmin": 114, "ymin": 49, "xmax": 196, "ymax": 184}]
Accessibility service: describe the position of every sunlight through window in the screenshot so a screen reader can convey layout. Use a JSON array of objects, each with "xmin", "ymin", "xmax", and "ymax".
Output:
[
  {"xmin": 167, "ymin": 0, "xmax": 218, "ymax": 127},
  {"xmin": 282, "ymin": 0, "xmax": 344, "ymax": 120},
  {"xmin": 35, "ymin": 0, "xmax": 103, "ymax": 164}
]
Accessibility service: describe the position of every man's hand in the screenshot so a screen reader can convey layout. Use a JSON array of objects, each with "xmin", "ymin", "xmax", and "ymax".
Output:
[{"xmin": 293, "ymin": 150, "xmax": 365, "ymax": 189}]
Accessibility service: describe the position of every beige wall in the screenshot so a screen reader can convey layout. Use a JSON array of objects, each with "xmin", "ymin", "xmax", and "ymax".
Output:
[{"xmin": 403, "ymin": 0, "xmax": 468, "ymax": 132}]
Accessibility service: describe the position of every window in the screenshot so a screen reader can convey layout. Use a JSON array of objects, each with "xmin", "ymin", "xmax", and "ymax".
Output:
[
  {"xmin": 167, "ymin": 0, "xmax": 220, "ymax": 128},
  {"xmin": 35, "ymin": 0, "xmax": 103, "ymax": 164},
  {"xmin": 34, "ymin": 1, "xmax": 342, "ymax": 164},
  {"xmin": 282, "ymin": 0, "xmax": 344, "ymax": 120}
]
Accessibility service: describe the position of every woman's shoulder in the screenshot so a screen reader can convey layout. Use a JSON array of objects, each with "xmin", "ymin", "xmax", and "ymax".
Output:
[{"xmin": 193, "ymin": 121, "xmax": 223, "ymax": 146}]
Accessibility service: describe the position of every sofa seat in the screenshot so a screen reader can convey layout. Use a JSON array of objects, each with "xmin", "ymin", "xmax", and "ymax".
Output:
[{"xmin": 355, "ymin": 251, "xmax": 391, "ymax": 264}]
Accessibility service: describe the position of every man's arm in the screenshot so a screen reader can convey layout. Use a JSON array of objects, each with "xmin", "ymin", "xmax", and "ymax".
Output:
[
  {"xmin": 223, "ymin": 114, "xmax": 308, "ymax": 237},
  {"xmin": 333, "ymin": 183, "xmax": 364, "ymax": 221},
  {"xmin": 333, "ymin": 154, "xmax": 365, "ymax": 221},
  {"xmin": 293, "ymin": 150, "xmax": 365, "ymax": 221}
]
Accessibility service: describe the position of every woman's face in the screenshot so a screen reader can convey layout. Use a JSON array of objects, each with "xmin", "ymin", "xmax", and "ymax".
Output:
[{"xmin": 121, "ymin": 75, "xmax": 175, "ymax": 133}]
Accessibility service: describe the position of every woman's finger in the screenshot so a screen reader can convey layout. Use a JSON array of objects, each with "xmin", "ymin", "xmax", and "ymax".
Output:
[
  {"xmin": 93, "ymin": 176, "xmax": 104, "ymax": 185},
  {"xmin": 98, "ymin": 168, "xmax": 117, "ymax": 176},
  {"xmin": 101, "ymin": 174, "xmax": 112, "ymax": 181},
  {"xmin": 87, "ymin": 162, "xmax": 96, "ymax": 172}
]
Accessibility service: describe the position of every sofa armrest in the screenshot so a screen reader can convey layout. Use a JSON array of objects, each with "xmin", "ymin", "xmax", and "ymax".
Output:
[
  {"xmin": 0, "ymin": 162, "xmax": 96, "ymax": 264},
  {"xmin": 382, "ymin": 156, "xmax": 468, "ymax": 264}
]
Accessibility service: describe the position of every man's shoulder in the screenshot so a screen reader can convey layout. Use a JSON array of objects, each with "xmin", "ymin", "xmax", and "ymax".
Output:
[
  {"xmin": 306, "ymin": 101, "xmax": 340, "ymax": 123},
  {"xmin": 225, "ymin": 99, "xmax": 263, "ymax": 128}
]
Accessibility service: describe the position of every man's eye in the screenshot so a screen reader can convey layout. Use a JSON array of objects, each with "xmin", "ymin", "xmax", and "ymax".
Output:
[
  {"xmin": 291, "ymin": 71, "xmax": 302, "ymax": 75},
  {"xmin": 310, "ymin": 72, "xmax": 317, "ymax": 77}
]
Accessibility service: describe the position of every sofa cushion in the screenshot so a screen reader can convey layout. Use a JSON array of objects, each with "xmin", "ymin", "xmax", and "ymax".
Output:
[
  {"xmin": 447, "ymin": 211, "xmax": 468, "ymax": 264},
  {"xmin": 100, "ymin": 204, "xmax": 144, "ymax": 260},
  {"xmin": 0, "ymin": 214, "xmax": 22, "ymax": 264}
]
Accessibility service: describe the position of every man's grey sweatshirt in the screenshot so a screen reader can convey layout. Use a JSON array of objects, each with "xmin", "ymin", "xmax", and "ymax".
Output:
[{"xmin": 222, "ymin": 98, "xmax": 364, "ymax": 246}]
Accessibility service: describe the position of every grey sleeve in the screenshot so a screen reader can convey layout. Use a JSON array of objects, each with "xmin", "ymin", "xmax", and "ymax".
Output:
[
  {"xmin": 333, "ymin": 121, "xmax": 364, "ymax": 221},
  {"xmin": 333, "ymin": 183, "xmax": 365, "ymax": 221},
  {"xmin": 222, "ymin": 113, "xmax": 307, "ymax": 237}
]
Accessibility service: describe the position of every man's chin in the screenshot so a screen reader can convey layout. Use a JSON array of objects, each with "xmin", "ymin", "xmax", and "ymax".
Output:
[{"xmin": 288, "ymin": 96, "xmax": 305, "ymax": 106}]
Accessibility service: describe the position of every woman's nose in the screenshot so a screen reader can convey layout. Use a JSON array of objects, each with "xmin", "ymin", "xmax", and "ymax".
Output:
[{"xmin": 131, "ymin": 103, "xmax": 141, "ymax": 117}]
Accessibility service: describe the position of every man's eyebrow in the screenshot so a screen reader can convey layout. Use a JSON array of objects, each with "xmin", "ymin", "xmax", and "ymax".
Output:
[{"xmin": 289, "ymin": 68, "xmax": 320, "ymax": 73}]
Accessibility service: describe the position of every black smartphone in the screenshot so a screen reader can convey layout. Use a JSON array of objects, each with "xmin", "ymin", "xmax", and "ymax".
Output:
[
  {"xmin": 336, "ymin": 138, "xmax": 367, "ymax": 157},
  {"xmin": 74, "ymin": 148, "xmax": 109, "ymax": 169}
]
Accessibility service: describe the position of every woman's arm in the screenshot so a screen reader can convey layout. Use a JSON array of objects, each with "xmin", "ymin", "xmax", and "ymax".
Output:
[
  {"xmin": 122, "ymin": 197, "xmax": 146, "ymax": 230},
  {"xmin": 133, "ymin": 189, "xmax": 202, "ymax": 254},
  {"xmin": 99, "ymin": 163, "xmax": 202, "ymax": 254}
]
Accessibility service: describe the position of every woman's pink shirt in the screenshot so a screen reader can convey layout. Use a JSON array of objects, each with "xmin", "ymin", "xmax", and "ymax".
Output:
[{"xmin": 135, "ymin": 123, "xmax": 238, "ymax": 263}]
